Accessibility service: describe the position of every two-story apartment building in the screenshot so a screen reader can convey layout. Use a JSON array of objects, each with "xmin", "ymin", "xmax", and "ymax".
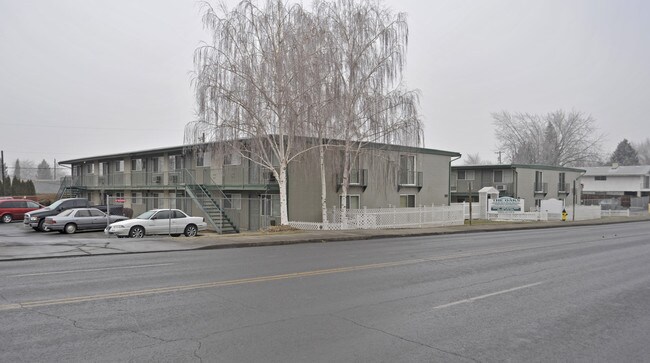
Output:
[
  {"xmin": 581, "ymin": 164, "xmax": 650, "ymax": 198},
  {"xmin": 58, "ymin": 141, "xmax": 461, "ymax": 232},
  {"xmin": 450, "ymin": 164, "xmax": 585, "ymax": 211}
]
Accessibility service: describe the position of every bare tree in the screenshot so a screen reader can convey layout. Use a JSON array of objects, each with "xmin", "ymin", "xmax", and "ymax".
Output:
[
  {"xmin": 188, "ymin": 0, "xmax": 327, "ymax": 225},
  {"xmin": 632, "ymin": 138, "xmax": 650, "ymax": 165},
  {"xmin": 316, "ymin": 0, "xmax": 422, "ymax": 216},
  {"xmin": 463, "ymin": 153, "xmax": 488, "ymax": 165},
  {"xmin": 493, "ymin": 110, "xmax": 604, "ymax": 167}
]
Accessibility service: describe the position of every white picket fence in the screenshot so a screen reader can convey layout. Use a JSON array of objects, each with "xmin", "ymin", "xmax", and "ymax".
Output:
[
  {"xmin": 288, "ymin": 205, "xmax": 465, "ymax": 231},
  {"xmin": 488, "ymin": 211, "xmax": 548, "ymax": 222}
]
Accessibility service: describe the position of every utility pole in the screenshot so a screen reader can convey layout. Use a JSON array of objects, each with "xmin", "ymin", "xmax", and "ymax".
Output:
[
  {"xmin": 1, "ymin": 150, "xmax": 5, "ymax": 196},
  {"xmin": 495, "ymin": 151, "xmax": 503, "ymax": 164}
]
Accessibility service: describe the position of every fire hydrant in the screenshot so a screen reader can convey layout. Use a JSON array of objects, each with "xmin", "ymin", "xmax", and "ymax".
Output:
[{"xmin": 561, "ymin": 208, "xmax": 568, "ymax": 222}]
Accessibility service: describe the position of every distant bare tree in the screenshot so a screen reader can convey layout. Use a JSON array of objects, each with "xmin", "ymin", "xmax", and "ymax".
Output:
[
  {"xmin": 463, "ymin": 153, "xmax": 487, "ymax": 165},
  {"xmin": 632, "ymin": 138, "xmax": 650, "ymax": 165},
  {"xmin": 493, "ymin": 110, "xmax": 604, "ymax": 166}
]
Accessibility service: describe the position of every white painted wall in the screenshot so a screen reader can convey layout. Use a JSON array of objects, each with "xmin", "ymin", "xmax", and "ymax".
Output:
[{"xmin": 582, "ymin": 175, "xmax": 646, "ymax": 193}]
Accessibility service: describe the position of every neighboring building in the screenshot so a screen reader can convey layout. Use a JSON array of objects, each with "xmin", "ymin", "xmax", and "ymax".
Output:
[
  {"xmin": 58, "ymin": 141, "xmax": 460, "ymax": 232},
  {"xmin": 450, "ymin": 164, "xmax": 585, "ymax": 211},
  {"xmin": 581, "ymin": 164, "xmax": 650, "ymax": 199}
]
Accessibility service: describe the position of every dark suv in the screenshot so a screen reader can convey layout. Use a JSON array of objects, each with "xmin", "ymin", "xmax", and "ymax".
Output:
[{"xmin": 0, "ymin": 199, "xmax": 42, "ymax": 223}]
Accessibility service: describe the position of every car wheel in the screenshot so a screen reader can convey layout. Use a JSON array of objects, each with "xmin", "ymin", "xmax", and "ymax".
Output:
[
  {"xmin": 64, "ymin": 223, "xmax": 77, "ymax": 234},
  {"xmin": 38, "ymin": 219, "xmax": 50, "ymax": 232},
  {"xmin": 184, "ymin": 224, "xmax": 198, "ymax": 237},
  {"xmin": 1, "ymin": 214, "xmax": 12, "ymax": 223},
  {"xmin": 129, "ymin": 226, "xmax": 145, "ymax": 238}
]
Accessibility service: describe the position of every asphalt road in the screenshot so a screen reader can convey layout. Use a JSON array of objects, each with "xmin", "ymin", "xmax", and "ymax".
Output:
[{"xmin": 1, "ymin": 222, "xmax": 649, "ymax": 362}]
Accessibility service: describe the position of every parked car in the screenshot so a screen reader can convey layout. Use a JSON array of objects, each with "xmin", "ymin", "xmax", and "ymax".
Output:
[
  {"xmin": 0, "ymin": 199, "xmax": 43, "ymax": 223},
  {"xmin": 24, "ymin": 198, "xmax": 124, "ymax": 232},
  {"xmin": 44, "ymin": 208, "xmax": 129, "ymax": 234},
  {"xmin": 105, "ymin": 209, "xmax": 208, "ymax": 238}
]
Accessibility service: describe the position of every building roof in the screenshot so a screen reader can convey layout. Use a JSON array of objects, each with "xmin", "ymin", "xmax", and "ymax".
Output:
[
  {"xmin": 59, "ymin": 140, "xmax": 461, "ymax": 165},
  {"xmin": 583, "ymin": 165, "xmax": 650, "ymax": 177},
  {"xmin": 451, "ymin": 164, "xmax": 585, "ymax": 173}
]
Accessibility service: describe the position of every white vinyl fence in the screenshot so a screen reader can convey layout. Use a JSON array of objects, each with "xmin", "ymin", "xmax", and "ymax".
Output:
[
  {"xmin": 488, "ymin": 211, "xmax": 548, "ymax": 222},
  {"xmin": 289, "ymin": 205, "xmax": 465, "ymax": 231}
]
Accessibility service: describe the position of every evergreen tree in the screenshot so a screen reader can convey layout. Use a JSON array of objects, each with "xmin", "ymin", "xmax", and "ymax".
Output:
[
  {"xmin": 609, "ymin": 139, "xmax": 639, "ymax": 165},
  {"xmin": 36, "ymin": 159, "xmax": 53, "ymax": 180}
]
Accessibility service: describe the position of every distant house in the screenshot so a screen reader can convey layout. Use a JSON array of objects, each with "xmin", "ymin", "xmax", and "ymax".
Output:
[
  {"xmin": 58, "ymin": 140, "xmax": 460, "ymax": 232},
  {"xmin": 450, "ymin": 164, "xmax": 585, "ymax": 211},
  {"xmin": 581, "ymin": 164, "xmax": 650, "ymax": 199}
]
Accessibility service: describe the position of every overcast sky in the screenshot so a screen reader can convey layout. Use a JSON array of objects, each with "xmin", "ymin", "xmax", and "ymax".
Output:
[{"xmin": 1, "ymin": 0, "xmax": 648, "ymax": 172}]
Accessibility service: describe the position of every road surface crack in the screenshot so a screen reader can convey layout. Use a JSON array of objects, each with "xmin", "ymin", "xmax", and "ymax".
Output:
[{"xmin": 331, "ymin": 313, "xmax": 479, "ymax": 362}]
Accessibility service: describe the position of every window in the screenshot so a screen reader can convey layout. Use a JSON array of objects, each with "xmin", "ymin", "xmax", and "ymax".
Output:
[
  {"xmin": 223, "ymin": 193, "xmax": 241, "ymax": 210},
  {"xmin": 457, "ymin": 170, "xmax": 474, "ymax": 180},
  {"xmin": 131, "ymin": 159, "xmax": 144, "ymax": 171},
  {"xmin": 76, "ymin": 210, "xmax": 90, "ymax": 217},
  {"xmin": 154, "ymin": 210, "xmax": 170, "ymax": 220},
  {"xmin": 151, "ymin": 157, "xmax": 162, "ymax": 172},
  {"xmin": 99, "ymin": 162, "xmax": 109, "ymax": 176},
  {"xmin": 86, "ymin": 163, "xmax": 95, "ymax": 174},
  {"xmin": 197, "ymin": 150, "xmax": 211, "ymax": 167},
  {"xmin": 27, "ymin": 201, "xmax": 40, "ymax": 208},
  {"xmin": 645, "ymin": 176, "xmax": 650, "ymax": 189},
  {"xmin": 223, "ymin": 153, "xmax": 241, "ymax": 166},
  {"xmin": 115, "ymin": 160, "xmax": 124, "ymax": 172},
  {"xmin": 535, "ymin": 171, "xmax": 543, "ymax": 191},
  {"xmin": 169, "ymin": 155, "xmax": 184, "ymax": 170},
  {"xmin": 595, "ymin": 176, "xmax": 607, "ymax": 181},
  {"xmin": 340, "ymin": 195, "xmax": 360, "ymax": 209},
  {"xmin": 493, "ymin": 170, "xmax": 503, "ymax": 183},
  {"xmin": 90, "ymin": 209, "xmax": 105, "ymax": 217},
  {"xmin": 261, "ymin": 194, "xmax": 280, "ymax": 216},
  {"xmin": 131, "ymin": 192, "xmax": 142, "ymax": 204},
  {"xmin": 399, "ymin": 155, "xmax": 416, "ymax": 185},
  {"xmin": 400, "ymin": 195, "xmax": 416, "ymax": 208},
  {"xmin": 559, "ymin": 172, "xmax": 566, "ymax": 190}
]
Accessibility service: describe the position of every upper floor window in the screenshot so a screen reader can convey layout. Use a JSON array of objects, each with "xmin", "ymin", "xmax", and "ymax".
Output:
[
  {"xmin": 559, "ymin": 172, "xmax": 566, "ymax": 186},
  {"xmin": 132, "ymin": 159, "xmax": 144, "ymax": 171},
  {"xmin": 457, "ymin": 170, "xmax": 474, "ymax": 180},
  {"xmin": 224, "ymin": 153, "xmax": 241, "ymax": 166},
  {"xmin": 169, "ymin": 155, "xmax": 184, "ymax": 170},
  {"xmin": 595, "ymin": 176, "xmax": 607, "ymax": 181},
  {"xmin": 197, "ymin": 150, "xmax": 211, "ymax": 167},
  {"xmin": 493, "ymin": 170, "xmax": 503, "ymax": 183},
  {"xmin": 99, "ymin": 162, "xmax": 109, "ymax": 176},
  {"xmin": 644, "ymin": 176, "xmax": 649, "ymax": 189},
  {"xmin": 399, "ymin": 154, "xmax": 416, "ymax": 185},
  {"xmin": 115, "ymin": 160, "xmax": 124, "ymax": 172},
  {"xmin": 151, "ymin": 157, "xmax": 162, "ymax": 172},
  {"xmin": 86, "ymin": 163, "xmax": 95, "ymax": 174}
]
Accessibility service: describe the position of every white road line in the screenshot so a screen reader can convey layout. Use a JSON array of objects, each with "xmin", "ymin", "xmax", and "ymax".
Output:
[
  {"xmin": 8, "ymin": 263, "xmax": 175, "ymax": 277},
  {"xmin": 432, "ymin": 281, "xmax": 545, "ymax": 310}
]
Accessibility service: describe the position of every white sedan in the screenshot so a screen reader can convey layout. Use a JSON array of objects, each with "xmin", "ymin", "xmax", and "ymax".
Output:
[{"xmin": 105, "ymin": 209, "xmax": 208, "ymax": 238}]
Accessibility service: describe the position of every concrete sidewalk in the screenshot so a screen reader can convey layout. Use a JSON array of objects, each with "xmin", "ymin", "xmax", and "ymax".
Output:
[{"xmin": 1, "ymin": 215, "xmax": 649, "ymax": 261}]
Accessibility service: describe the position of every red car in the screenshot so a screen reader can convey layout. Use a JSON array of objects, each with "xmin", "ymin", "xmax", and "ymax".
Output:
[{"xmin": 0, "ymin": 199, "xmax": 43, "ymax": 223}]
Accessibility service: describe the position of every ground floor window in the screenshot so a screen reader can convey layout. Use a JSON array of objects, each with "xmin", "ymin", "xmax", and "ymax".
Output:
[
  {"xmin": 400, "ymin": 194, "xmax": 416, "ymax": 208},
  {"xmin": 261, "ymin": 194, "xmax": 280, "ymax": 216},
  {"xmin": 224, "ymin": 193, "xmax": 242, "ymax": 210},
  {"xmin": 340, "ymin": 195, "xmax": 360, "ymax": 209}
]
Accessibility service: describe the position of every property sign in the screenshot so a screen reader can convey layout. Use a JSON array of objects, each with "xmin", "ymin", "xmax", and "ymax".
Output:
[{"xmin": 490, "ymin": 197, "xmax": 522, "ymax": 212}]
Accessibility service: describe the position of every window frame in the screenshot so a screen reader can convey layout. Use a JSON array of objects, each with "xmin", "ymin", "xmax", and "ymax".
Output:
[{"xmin": 399, "ymin": 194, "xmax": 416, "ymax": 208}]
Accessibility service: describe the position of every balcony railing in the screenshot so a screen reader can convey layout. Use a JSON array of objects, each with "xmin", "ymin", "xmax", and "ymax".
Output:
[
  {"xmin": 534, "ymin": 182, "xmax": 548, "ymax": 194},
  {"xmin": 558, "ymin": 182, "xmax": 570, "ymax": 193},
  {"xmin": 398, "ymin": 170, "xmax": 423, "ymax": 191},
  {"xmin": 452, "ymin": 181, "xmax": 513, "ymax": 194},
  {"xmin": 336, "ymin": 169, "xmax": 368, "ymax": 191}
]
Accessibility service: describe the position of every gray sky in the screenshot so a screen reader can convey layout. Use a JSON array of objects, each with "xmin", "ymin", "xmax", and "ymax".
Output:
[{"xmin": 1, "ymin": 0, "xmax": 648, "ymax": 171}]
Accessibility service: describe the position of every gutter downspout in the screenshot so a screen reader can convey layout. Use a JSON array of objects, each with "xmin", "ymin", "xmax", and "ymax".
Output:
[{"xmin": 448, "ymin": 155, "xmax": 462, "ymax": 205}]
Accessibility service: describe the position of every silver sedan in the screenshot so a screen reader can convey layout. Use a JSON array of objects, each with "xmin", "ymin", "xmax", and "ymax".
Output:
[{"xmin": 44, "ymin": 208, "xmax": 129, "ymax": 234}]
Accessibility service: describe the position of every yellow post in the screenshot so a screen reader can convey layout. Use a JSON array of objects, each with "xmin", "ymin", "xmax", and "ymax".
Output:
[{"xmin": 561, "ymin": 209, "xmax": 568, "ymax": 222}]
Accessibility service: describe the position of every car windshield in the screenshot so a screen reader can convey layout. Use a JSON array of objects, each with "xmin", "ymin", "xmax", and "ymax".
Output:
[
  {"xmin": 135, "ymin": 210, "xmax": 157, "ymax": 219},
  {"xmin": 46, "ymin": 200, "xmax": 65, "ymax": 210}
]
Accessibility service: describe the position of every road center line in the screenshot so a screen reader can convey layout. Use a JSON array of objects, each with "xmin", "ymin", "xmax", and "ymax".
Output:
[
  {"xmin": 432, "ymin": 281, "xmax": 545, "ymax": 310},
  {"xmin": 7, "ymin": 263, "xmax": 176, "ymax": 277}
]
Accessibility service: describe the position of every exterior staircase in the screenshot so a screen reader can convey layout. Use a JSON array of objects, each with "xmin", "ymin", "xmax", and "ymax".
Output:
[
  {"xmin": 56, "ymin": 176, "xmax": 82, "ymax": 199},
  {"xmin": 186, "ymin": 184, "xmax": 239, "ymax": 234}
]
